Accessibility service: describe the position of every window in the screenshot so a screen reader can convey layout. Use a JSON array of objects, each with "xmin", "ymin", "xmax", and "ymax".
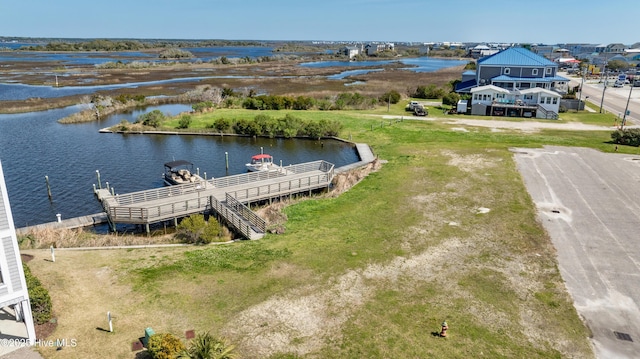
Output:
[
  {"xmin": 552, "ymin": 98, "xmax": 558, "ymax": 104},
  {"xmin": 532, "ymin": 69, "xmax": 538, "ymax": 76},
  {"xmin": 546, "ymin": 97, "xmax": 552, "ymax": 104},
  {"xmin": 545, "ymin": 67, "xmax": 552, "ymax": 75},
  {"xmin": 504, "ymin": 67, "xmax": 511, "ymax": 75},
  {"xmin": 496, "ymin": 93, "xmax": 505, "ymax": 99},
  {"xmin": 524, "ymin": 94, "xmax": 533, "ymax": 100}
]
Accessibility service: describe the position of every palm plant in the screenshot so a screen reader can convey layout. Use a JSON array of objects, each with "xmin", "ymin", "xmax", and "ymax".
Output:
[{"xmin": 178, "ymin": 332, "xmax": 237, "ymax": 359}]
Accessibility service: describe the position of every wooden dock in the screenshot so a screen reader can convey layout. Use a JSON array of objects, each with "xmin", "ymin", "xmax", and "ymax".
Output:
[
  {"xmin": 16, "ymin": 212, "xmax": 108, "ymax": 236},
  {"xmin": 95, "ymin": 160, "xmax": 335, "ymax": 239}
]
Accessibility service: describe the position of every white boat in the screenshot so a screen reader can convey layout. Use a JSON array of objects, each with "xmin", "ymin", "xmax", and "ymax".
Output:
[
  {"xmin": 246, "ymin": 154, "xmax": 280, "ymax": 172},
  {"xmin": 163, "ymin": 160, "xmax": 204, "ymax": 185}
]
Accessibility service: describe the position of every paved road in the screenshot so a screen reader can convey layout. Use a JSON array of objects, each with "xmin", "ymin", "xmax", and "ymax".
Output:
[
  {"xmin": 566, "ymin": 72, "xmax": 640, "ymax": 125},
  {"xmin": 514, "ymin": 146, "xmax": 640, "ymax": 359}
]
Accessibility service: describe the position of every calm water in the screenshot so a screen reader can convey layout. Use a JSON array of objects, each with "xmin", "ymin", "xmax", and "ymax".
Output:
[
  {"xmin": 0, "ymin": 51, "xmax": 465, "ymax": 228},
  {"xmin": 300, "ymin": 57, "xmax": 467, "ymax": 72},
  {"xmin": 0, "ymin": 104, "xmax": 358, "ymax": 228}
]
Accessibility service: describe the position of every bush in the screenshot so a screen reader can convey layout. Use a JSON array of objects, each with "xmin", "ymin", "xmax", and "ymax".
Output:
[
  {"xmin": 136, "ymin": 110, "xmax": 166, "ymax": 128},
  {"xmin": 442, "ymin": 92, "xmax": 460, "ymax": 107},
  {"xmin": 23, "ymin": 264, "xmax": 52, "ymax": 324},
  {"xmin": 177, "ymin": 214, "xmax": 223, "ymax": 244},
  {"xmin": 611, "ymin": 128, "xmax": 640, "ymax": 146},
  {"xmin": 192, "ymin": 101, "xmax": 214, "ymax": 113},
  {"xmin": 379, "ymin": 90, "xmax": 401, "ymax": 104},
  {"xmin": 180, "ymin": 332, "xmax": 237, "ymax": 359},
  {"xmin": 148, "ymin": 333, "xmax": 186, "ymax": 359},
  {"xmin": 413, "ymin": 85, "xmax": 446, "ymax": 99},
  {"xmin": 177, "ymin": 115, "xmax": 192, "ymax": 129}
]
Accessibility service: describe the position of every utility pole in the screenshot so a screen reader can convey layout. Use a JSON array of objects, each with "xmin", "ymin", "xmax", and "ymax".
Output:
[
  {"xmin": 578, "ymin": 63, "xmax": 586, "ymax": 110},
  {"xmin": 599, "ymin": 70, "xmax": 608, "ymax": 113},
  {"xmin": 599, "ymin": 59, "xmax": 608, "ymax": 114},
  {"xmin": 621, "ymin": 84, "xmax": 634, "ymax": 129}
]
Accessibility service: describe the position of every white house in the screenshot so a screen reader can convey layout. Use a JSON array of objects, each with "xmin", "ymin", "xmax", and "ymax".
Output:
[
  {"xmin": 0, "ymin": 160, "xmax": 36, "ymax": 349},
  {"xmin": 470, "ymin": 85, "xmax": 561, "ymax": 119}
]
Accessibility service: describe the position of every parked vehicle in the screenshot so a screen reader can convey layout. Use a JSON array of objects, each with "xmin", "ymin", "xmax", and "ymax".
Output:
[
  {"xmin": 406, "ymin": 101, "xmax": 421, "ymax": 111},
  {"xmin": 413, "ymin": 105, "xmax": 427, "ymax": 116}
]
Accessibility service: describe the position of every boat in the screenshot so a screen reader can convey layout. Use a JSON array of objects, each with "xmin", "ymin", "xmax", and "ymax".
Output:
[
  {"xmin": 163, "ymin": 160, "xmax": 204, "ymax": 185},
  {"xmin": 246, "ymin": 154, "xmax": 280, "ymax": 172}
]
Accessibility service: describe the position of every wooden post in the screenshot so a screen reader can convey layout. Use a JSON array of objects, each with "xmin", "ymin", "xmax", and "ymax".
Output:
[
  {"xmin": 50, "ymin": 246, "xmax": 55, "ymax": 262},
  {"xmin": 45, "ymin": 175, "xmax": 52, "ymax": 199},
  {"xmin": 108, "ymin": 311, "xmax": 113, "ymax": 332},
  {"xmin": 225, "ymin": 152, "xmax": 229, "ymax": 170},
  {"xmin": 96, "ymin": 170, "xmax": 102, "ymax": 189}
]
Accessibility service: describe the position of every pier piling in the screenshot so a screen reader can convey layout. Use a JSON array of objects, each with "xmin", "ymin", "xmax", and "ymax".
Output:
[{"xmin": 45, "ymin": 175, "xmax": 52, "ymax": 199}]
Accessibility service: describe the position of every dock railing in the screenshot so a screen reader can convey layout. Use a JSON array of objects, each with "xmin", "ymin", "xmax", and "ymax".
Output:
[
  {"xmin": 225, "ymin": 193, "xmax": 266, "ymax": 233},
  {"xmin": 209, "ymin": 196, "xmax": 263, "ymax": 240}
]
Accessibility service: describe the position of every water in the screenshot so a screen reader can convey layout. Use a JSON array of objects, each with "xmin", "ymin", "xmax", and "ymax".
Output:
[
  {"xmin": 0, "ymin": 104, "xmax": 359, "ymax": 228},
  {"xmin": 301, "ymin": 57, "xmax": 467, "ymax": 72}
]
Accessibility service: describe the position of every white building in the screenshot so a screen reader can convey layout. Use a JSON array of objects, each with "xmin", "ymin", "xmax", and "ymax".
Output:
[{"xmin": 0, "ymin": 159, "xmax": 36, "ymax": 350}]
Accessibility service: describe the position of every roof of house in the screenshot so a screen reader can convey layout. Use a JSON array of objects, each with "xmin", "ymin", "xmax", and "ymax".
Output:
[
  {"xmin": 519, "ymin": 88, "xmax": 562, "ymax": 97},
  {"xmin": 470, "ymin": 85, "xmax": 511, "ymax": 94},
  {"xmin": 454, "ymin": 78, "xmax": 478, "ymax": 92},
  {"xmin": 478, "ymin": 47, "xmax": 557, "ymax": 67}
]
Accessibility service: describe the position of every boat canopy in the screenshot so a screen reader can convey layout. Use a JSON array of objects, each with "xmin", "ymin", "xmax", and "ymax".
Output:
[
  {"xmin": 251, "ymin": 154, "xmax": 272, "ymax": 160},
  {"xmin": 164, "ymin": 160, "xmax": 193, "ymax": 169}
]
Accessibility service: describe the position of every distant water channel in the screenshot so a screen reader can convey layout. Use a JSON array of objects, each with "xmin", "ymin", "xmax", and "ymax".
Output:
[{"xmin": 0, "ymin": 104, "xmax": 359, "ymax": 229}]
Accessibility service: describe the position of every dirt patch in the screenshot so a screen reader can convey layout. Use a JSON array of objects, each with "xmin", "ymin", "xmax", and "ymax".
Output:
[
  {"xmin": 224, "ymin": 237, "xmax": 468, "ymax": 357},
  {"xmin": 35, "ymin": 320, "xmax": 57, "ymax": 341},
  {"xmin": 329, "ymin": 159, "xmax": 383, "ymax": 196}
]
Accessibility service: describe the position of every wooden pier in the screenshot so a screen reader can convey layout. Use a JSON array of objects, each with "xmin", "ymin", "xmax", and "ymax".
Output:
[{"xmin": 95, "ymin": 160, "xmax": 335, "ymax": 239}]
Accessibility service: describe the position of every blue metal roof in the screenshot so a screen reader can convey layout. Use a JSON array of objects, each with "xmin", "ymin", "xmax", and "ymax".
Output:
[
  {"xmin": 479, "ymin": 47, "xmax": 557, "ymax": 67},
  {"xmin": 492, "ymin": 75, "xmax": 569, "ymax": 83},
  {"xmin": 455, "ymin": 78, "xmax": 477, "ymax": 92}
]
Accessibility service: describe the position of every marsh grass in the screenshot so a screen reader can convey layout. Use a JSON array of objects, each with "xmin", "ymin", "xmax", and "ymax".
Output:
[{"xmin": 18, "ymin": 227, "xmax": 180, "ymax": 249}]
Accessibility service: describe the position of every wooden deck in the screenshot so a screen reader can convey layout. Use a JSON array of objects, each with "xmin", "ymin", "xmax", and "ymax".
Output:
[{"xmin": 96, "ymin": 160, "xmax": 335, "ymax": 239}]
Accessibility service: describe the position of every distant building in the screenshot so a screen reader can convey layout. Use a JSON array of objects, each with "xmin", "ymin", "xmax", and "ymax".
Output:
[
  {"xmin": 340, "ymin": 46, "xmax": 360, "ymax": 59},
  {"xmin": 0, "ymin": 160, "xmax": 36, "ymax": 347},
  {"xmin": 364, "ymin": 42, "xmax": 394, "ymax": 56}
]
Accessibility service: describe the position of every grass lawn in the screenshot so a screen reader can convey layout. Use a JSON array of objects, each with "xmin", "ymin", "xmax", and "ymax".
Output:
[{"xmin": 24, "ymin": 105, "xmax": 614, "ymax": 358}]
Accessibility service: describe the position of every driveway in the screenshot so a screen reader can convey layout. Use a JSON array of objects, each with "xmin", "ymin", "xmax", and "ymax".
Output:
[{"xmin": 513, "ymin": 146, "xmax": 640, "ymax": 359}]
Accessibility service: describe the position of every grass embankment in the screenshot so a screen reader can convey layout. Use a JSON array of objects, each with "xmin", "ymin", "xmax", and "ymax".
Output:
[{"xmin": 24, "ymin": 107, "xmax": 609, "ymax": 358}]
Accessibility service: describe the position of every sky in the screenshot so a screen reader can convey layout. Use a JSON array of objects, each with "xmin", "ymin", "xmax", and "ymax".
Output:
[{"xmin": 0, "ymin": 0, "xmax": 637, "ymax": 45}]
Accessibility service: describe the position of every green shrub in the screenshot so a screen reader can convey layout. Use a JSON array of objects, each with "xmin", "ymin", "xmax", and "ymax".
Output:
[
  {"xmin": 611, "ymin": 128, "xmax": 640, "ymax": 146},
  {"xmin": 148, "ymin": 333, "xmax": 186, "ymax": 359},
  {"xmin": 177, "ymin": 214, "xmax": 223, "ymax": 244},
  {"xmin": 23, "ymin": 264, "xmax": 52, "ymax": 324},
  {"xmin": 177, "ymin": 115, "xmax": 192, "ymax": 129},
  {"xmin": 442, "ymin": 92, "xmax": 460, "ymax": 107},
  {"xmin": 413, "ymin": 85, "xmax": 446, "ymax": 99},
  {"xmin": 180, "ymin": 332, "xmax": 237, "ymax": 359},
  {"xmin": 136, "ymin": 110, "xmax": 166, "ymax": 128},
  {"xmin": 379, "ymin": 90, "xmax": 401, "ymax": 104}
]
